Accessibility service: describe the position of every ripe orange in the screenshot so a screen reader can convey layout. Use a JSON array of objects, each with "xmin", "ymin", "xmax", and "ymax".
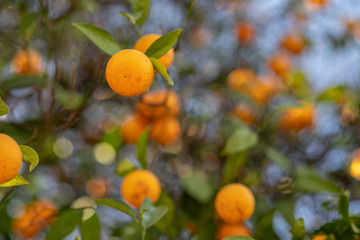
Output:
[
  {"xmin": 227, "ymin": 69, "xmax": 256, "ymax": 91},
  {"xmin": 0, "ymin": 133, "xmax": 23, "ymax": 184},
  {"xmin": 350, "ymin": 155, "xmax": 360, "ymax": 180},
  {"xmin": 312, "ymin": 235, "xmax": 328, "ymax": 240},
  {"xmin": 11, "ymin": 49, "xmax": 43, "ymax": 75},
  {"xmin": 215, "ymin": 183, "xmax": 255, "ymax": 224},
  {"xmin": 244, "ymin": 80, "xmax": 277, "ymax": 104},
  {"xmin": 268, "ymin": 52, "xmax": 292, "ymax": 77},
  {"xmin": 150, "ymin": 116, "xmax": 181, "ymax": 146},
  {"xmin": 106, "ymin": 49, "xmax": 154, "ymax": 97},
  {"xmin": 235, "ymin": 22, "xmax": 256, "ymax": 44},
  {"xmin": 280, "ymin": 102, "xmax": 315, "ymax": 132},
  {"xmin": 13, "ymin": 200, "xmax": 58, "ymax": 238},
  {"xmin": 304, "ymin": 0, "xmax": 328, "ymax": 11},
  {"xmin": 232, "ymin": 103, "xmax": 257, "ymax": 125},
  {"xmin": 86, "ymin": 177, "xmax": 109, "ymax": 198},
  {"xmin": 121, "ymin": 169, "xmax": 161, "ymax": 208},
  {"xmin": 216, "ymin": 223, "xmax": 252, "ymax": 240},
  {"xmin": 137, "ymin": 89, "xmax": 181, "ymax": 119},
  {"xmin": 134, "ymin": 34, "xmax": 175, "ymax": 69},
  {"xmin": 121, "ymin": 114, "xmax": 150, "ymax": 144},
  {"xmin": 280, "ymin": 33, "xmax": 305, "ymax": 55}
]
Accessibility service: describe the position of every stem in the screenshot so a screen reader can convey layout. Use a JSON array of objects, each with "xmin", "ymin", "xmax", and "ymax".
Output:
[
  {"xmin": 141, "ymin": 228, "xmax": 146, "ymax": 240},
  {"xmin": 0, "ymin": 187, "xmax": 15, "ymax": 208}
]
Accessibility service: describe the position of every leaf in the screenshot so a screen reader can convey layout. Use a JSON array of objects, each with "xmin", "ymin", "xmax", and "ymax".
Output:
[
  {"xmin": 120, "ymin": 11, "xmax": 141, "ymax": 25},
  {"xmin": 81, "ymin": 213, "xmax": 101, "ymax": 240},
  {"xmin": 222, "ymin": 126, "xmax": 258, "ymax": 156},
  {"xmin": 0, "ymin": 174, "xmax": 29, "ymax": 187},
  {"xmin": 141, "ymin": 201, "xmax": 168, "ymax": 230},
  {"xmin": 74, "ymin": 236, "xmax": 80, "ymax": 240},
  {"xmin": 145, "ymin": 29, "xmax": 182, "ymax": 59},
  {"xmin": 72, "ymin": 23, "xmax": 121, "ymax": 56},
  {"xmin": 182, "ymin": 170, "xmax": 215, "ymax": 203},
  {"xmin": 339, "ymin": 191, "xmax": 350, "ymax": 219},
  {"xmin": 115, "ymin": 158, "xmax": 136, "ymax": 177},
  {"xmin": 19, "ymin": 13, "xmax": 39, "ymax": 40},
  {"xmin": 0, "ymin": 97, "xmax": 9, "ymax": 116},
  {"xmin": 255, "ymin": 210, "xmax": 280, "ymax": 240},
  {"xmin": 20, "ymin": 145, "xmax": 39, "ymax": 172},
  {"xmin": 46, "ymin": 209, "xmax": 83, "ymax": 240},
  {"xmin": 136, "ymin": 129, "xmax": 149, "ymax": 169},
  {"xmin": 154, "ymin": 191, "xmax": 177, "ymax": 236},
  {"xmin": 318, "ymin": 86, "xmax": 345, "ymax": 103},
  {"xmin": 290, "ymin": 218, "xmax": 306, "ymax": 240},
  {"xmin": 140, "ymin": 197, "xmax": 153, "ymax": 213},
  {"xmin": 55, "ymin": 88, "xmax": 87, "ymax": 110},
  {"xmin": 95, "ymin": 199, "xmax": 139, "ymax": 223},
  {"xmin": 149, "ymin": 57, "xmax": 174, "ymax": 86},
  {"xmin": 265, "ymin": 147, "xmax": 290, "ymax": 170},
  {"xmin": 0, "ymin": 75, "xmax": 46, "ymax": 91},
  {"xmin": 130, "ymin": 0, "xmax": 150, "ymax": 27},
  {"xmin": 102, "ymin": 130, "xmax": 123, "ymax": 150},
  {"xmin": 222, "ymin": 151, "xmax": 247, "ymax": 184},
  {"xmin": 224, "ymin": 237, "xmax": 256, "ymax": 240}
]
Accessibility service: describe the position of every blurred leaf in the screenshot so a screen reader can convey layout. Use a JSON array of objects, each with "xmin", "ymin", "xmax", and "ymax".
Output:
[
  {"xmin": 222, "ymin": 126, "xmax": 258, "ymax": 156},
  {"xmin": 116, "ymin": 158, "xmax": 136, "ymax": 177},
  {"xmin": 120, "ymin": 11, "xmax": 141, "ymax": 25},
  {"xmin": 149, "ymin": 57, "xmax": 174, "ymax": 86},
  {"xmin": 182, "ymin": 170, "xmax": 215, "ymax": 203},
  {"xmin": 295, "ymin": 166, "xmax": 341, "ymax": 194},
  {"xmin": 318, "ymin": 219, "xmax": 353, "ymax": 239},
  {"xmin": 46, "ymin": 209, "xmax": 83, "ymax": 240},
  {"xmin": 265, "ymin": 147, "xmax": 290, "ymax": 170},
  {"xmin": 222, "ymin": 151, "xmax": 247, "ymax": 184},
  {"xmin": 95, "ymin": 199, "xmax": 139, "ymax": 223},
  {"xmin": 290, "ymin": 218, "xmax": 306, "ymax": 240},
  {"xmin": 277, "ymin": 199, "xmax": 295, "ymax": 225},
  {"xmin": 145, "ymin": 29, "xmax": 182, "ymax": 59},
  {"xmin": 224, "ymin": 237, "xmax": 255, "ymax": 240},
  {"xmin": 317, "ymin": 86, "xmax": 345, "ymax": 103},
  {"xmin": 0, "ymin": 174, "xmax": 29, "ymax": 187},
  {"xmin": 155, "ymin": 191, "xmax": 177, "ymax": 237},
  {"xmin": 20, "ymin": 145, "xmax": 39, "ymax": 172},
  {"xmin": 0, "ymin": 75, "xmax": 46, "ymax": 91},
  {"xmin": 102, "ymin": 130, "xmax": 123, "ymax": 150},
  {"xmin": 129, "ymin": 0, "xmax": 150, "ymax": 27},
  {"xmin": 339, "ymin": 191, "xmax": 350, "ymax": 219},
  {"xmin": 255, "ymin": 210, "xmax": 280, "ymax": 240},
  {"xmin": 81, "ymin": 213, "xmax": 101, "ymax": 240},
  {"xmin": 141, "ymin": 198, "xmax": 168, "ymax": 230},
  {"xmin": 137, "ymin": 129, "xmax": 149, "ymax": 169},
  {"xmin": 197, "ymin": 221, "xmax": 216, "ymax": 240},
  {"xmin": 140, "ymin": 197, "xmax": 153, "ymax": 213},
  {"xmin": 19, "ymin": 13, "xmax": 39, "ymax": 40},
  {"xmin": 74, "ymin": 236, "xmax": 79, "ymax": 240},
  {"xmin": 0, "ymin": 97, "xmax": 8, "ymax": 116},
  {"xmin": 72, "ymin": 23, "xmax": 121, "ymax": 56},
  {"xmin": 56, "ymin": 88, "xmax": 87, "ymax": 110}
]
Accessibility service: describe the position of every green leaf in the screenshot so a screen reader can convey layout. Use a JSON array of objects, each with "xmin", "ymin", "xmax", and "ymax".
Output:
[
  {"xmin": 145, "ymin": 29, "xmax": 182, "ymax": 59},
  {"xmin": 20, "ymin": 145, "xmax": 39, "ymax": 172},
  {"xmin": 182, "ymin": 170, "xmax": 215, "ymax": 203},
  {"xmin": 81, "ymin": 213, "xmax": 101, "ymax": 240},
  {"xmin": 55, "ymin": 88, "xmax": 87, "ymax": 110},
  {"xmin": 222, "ymin": 151, "xmax": 247, "ymax": 184},
  {"xmin": 154, "ymin": 191, "xmax": 177, "ymax": 237},
  {"xmin": 74, "ymin": 236, "xmax": 80, "ymax": 240},
  {"xmin": 46, "ymin": 209, "xmax": 83, "ymax": 240},
  {"xmin": 102, "ymin": 130, "xmax": 123, "ymax": 150},
  {"xmin": 130, "ymin": 0, "xmax": 150, "ymax": 27},
  {"xmin": 116, "ymin": 158, "xmax": 136, "ymax": 177},
  {"xmin": 136, "ymin": 129, "xmax": 149, "ymax": 169},
  {"xmin": 72, "ymin": 23, "xmax": 121, "ymax": 56},
  {"xmin": 0, "ymin": 97, "xmax": 9, "ymax": 116},
  {"xmin": 140, "ymin": 197, "xmax": 153, "ymax": 213},
  {"xmin": 318, "ymin": 86, "xmax": 345, "ymax": 103},
  {"xmin": 290, "ymin": 218, "xmax": 306, "ymax": 240},
  {"xmin": 224, "ymin": 237, "xmax": 255, "ymax": 240},
  {"xmin": 255, "ymin": 210, "xmax": 280, "ymax": 240},
  {"xmin": 0, "ymin": 174, "xmax": 29, "ymax": 187},
  {"xmin": 339, "ymin": 191, "xmax": 350, "ymax": 219},
  {"xmin": 95, "ymin": 199, "xmax": 139, "ymax": 223},
  {"xmin": 140, "ymin": 198, "xmax": 168, "ymax": 230},
  {"xmin": 1, "ymin": 75, "xmax": 46, "ymax": 91},
  {"xmin": 265, "ymin": 147, "xmax": 290, "ymax": 170},
  {"xmin": 222, "ymin": 126, "xmax": 258, "ymax": 155},
  {"xmin": 120, "ymin": 11, "xmax": 141, "ymax": 25},
  {"xmin": 149, "ymin": 57, "xmax": 174, "ymax": 86},
  {"xmin": 19, "ymin": 13, "xmax": 39, "ymax": 40}
]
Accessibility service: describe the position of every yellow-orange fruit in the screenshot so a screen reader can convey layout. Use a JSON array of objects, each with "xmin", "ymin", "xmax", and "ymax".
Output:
[
  {"xmin": 304, "ymin": 0, "xmax": 328, "ymax": 11},
  {"xmin": 216, "ymin": 224, "xmax": 252, "ymax": 240},
  {"xmin": 13, "ymin": 200, "xmax": 58, "ymax": 239},
  {"xmin": 134, "ymin": 34, "xmax": 175, "ymax": 69},
  {"xmin": 280, "ymin": 33, "xmax": 305, "ymax": 55},
  {"xmin": 312, "ymin": 235, "xmax": 328, "ymax": 240},
  {"xmin": 232, "ymin": 103, "xmax": 257, "ymax": 125},
  {"xmin": 86, "ymin": 177, "xmax": 109, "ymax": 198},
  {"xmin": 150, "ymin": 116, "xmax": 181, "ymax": 146},
  {"xmin": 350, "ymin": 156, "xmax": 360, "ymax": 180},
  {"xmin": 215, "ymin": 183, "xmax": 255, "ymax": 224},
  {"xmin": 227, "ymin": 69, "xmax": 256, "ymax": 91},
  {"xmin": 236, "ymin": 22, "xmax": 256, "ymax": 44},
  {"xmin": 121, "ymin": 114, "xmax": 149, "ymax": 144},
  {"xmin": 106, "ymin": 49, "xmax": 154, "ymax": 97},
  {"xmin": 280, "ymin": 102, "xmax": 315, "ymax": 132},
  {"xmin": 244, "ymin": 80, "xmax": 277, "ymax": 104},
  {"xmin": 137, "ymin": 89, "xmax": 181, "ymax": 119},
  {"xmin": 268, "ymin": 52, "xmax": 292, "ymax": 77},
  {"xmin": 11, "ymin": 49, "xmax": 43, "ymax": 75},
  {"xmin": 121, "ymin": 169, "xmax": 161, "ymax": 208},
  {"xmin": 0, "ymin": 133, "xmax": 23, "ymax": 184}
]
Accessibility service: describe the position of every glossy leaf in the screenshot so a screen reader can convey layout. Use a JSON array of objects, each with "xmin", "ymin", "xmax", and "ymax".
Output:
[
  {"xmin": 0, "ymin": 97, "xmax": 8, "ymax": 116},
  {"xmin": 129, "ymin": 0, "xmax": 150, "ymax": 27},
  {"xmin": 20, "ymin": 145, "xmax": 39, "ymax": 172},
  {"xmin": 95, "ymin": 199, "xmax": 139, "ymax": 223},
  {"xmin": 149, "ymin": 57, "xmax": 174, "ymax": 86},
  {"xmin": 145, "ymin": 29, "xmax": 182, "ymax": 59},
  {"xmin": 0, "ymin": 174, "xmax": 29, "ymax": 187},
  {"xmin": 46, "ymin": 209, "xmax": 83, "ymax": 240},
  {"xmin": 81, "ymin": 213, "xmax": 101, "ymax": 240},
  {"xmin": 136, "ymin": 129, "xmax": 149, "ymax": 169},
  {"xmin": 222, "ymin": 126, "xmax": 258, "ymax": 155}
]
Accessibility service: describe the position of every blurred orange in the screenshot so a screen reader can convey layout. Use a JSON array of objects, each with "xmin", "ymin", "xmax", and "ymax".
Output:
[
  {"xmin": 244, "ymin": 76, "xmax": 280, "ymax": 104},
  {"xmin": 280, "ymin": 33, "xmax": 305, "ymax": 55},
  {"xmin": 121, "ymin": 114, "xmax": 150, "ymax": 144},
  {"xmin": 304, "ymin": 0, "xmax": 328, "ymax": 11},
  {"xmin": 86, "ymin": 177, "xmax": 109, "ymax": 198},
  {"xmin": 216, "ymin": 223, "xmax": 252, "ymax": 240},
  {"xmin": 150, "ymin": 116, "xmax": 181, "ymax": 146},
  {"xmin": 312, "ymin": 235, "xmax": 328, "ymax": 240},
  {"xmin": 232, "ymin": 103, "xmax": 257, "ymax": 125},
  {"xmin": 11, "ymin": 49, "xmax": 43, "ymax": 75},
  {"xmin": 268, "ymin": 52, "xmax": 293, "ymax": 77},
  {"xmin": 235, "ymin": 22, "xmax": 256, "ymax": 44},
  {"xmin": 227, "ymin": 69, "xmax": 256, "ymax": 91},
  {"xmin": 280, "ymin": 102, "xmax": 315, "ymax": 132}
]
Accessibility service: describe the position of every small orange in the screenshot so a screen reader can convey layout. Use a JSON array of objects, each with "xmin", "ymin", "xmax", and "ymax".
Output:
[
  {"xmin": 280, "ymin": 33, "xmax": 305, "ymax": 55},
  {"xmin": 11, "ymin": 49, "xmax": 43, "ymax": 75},
  {"xmin": 215, "ymin": 183, "xmax": 255, "ymax": 224},
  {"xmin": 268, "ymin": 52, "xmax": 293, "ymax": 77},
  {"xmin": 106, "ymin": 49, "xmax": 154, "ymax": 97},
  {"xmin": 232, "ymin": 103, "xmax": 257, "ymax": 125},
  {"xmin": 13, "ymin": 199, "xmax": 58, "ymax": 239},
  {"xmin": 134, "ymin": 34, "xmax": 175, "ymax": 69},
  {"xmin": 121, "ymin": 169, "xmax": 161, "ymax": 208},
  {"xmin": 216, "ymin": 223, "xmax": 252, "ymax": 240},
  {"xmin": 121, "ymin": 114, "xmax": 150, "ymax": 144},
  {"xmin": 137, "ymin": 89, "xmax": 181, "ymax": 119},
  {"xmin": 235, "ymin": 22, "xmax": 256, "ymax": 44},
  {"xmin": 0, "ymin": 133, "xmax": 23, "ymax": 184},
  {"xmin": 227, "ymin": 69, "xmax": 256, "ymax": 91},
  {"xmin": 150, "ymin": 116, "xmax": 181, "ymax": 146},
  {"xmin": 312, "ymin": 235, "xmax": 328, "ymax": 240},
  {"xmin": 304, "ymin": 0, "xmax": 328, "ymax": 11},
  {"xmin": 86, "ymin": 177, "xmax": 109, "ymax": 198},
  {"xmin": 280, "ymin": 102, "xmax": 315, "ymax": 132}
]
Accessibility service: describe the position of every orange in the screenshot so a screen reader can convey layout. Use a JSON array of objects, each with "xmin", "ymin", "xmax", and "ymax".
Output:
[
  {"xmin": 312, "ymin": 235, "xmax": 328, "ymax": 240},
  {"xmin": 235, "ymin": 22, "xmax": 256, "ymax": 44},
  {"xmin": 304, "ymin": 0, "xmax": 328, "ymax": 11},
  {"xmin": 350, "ymin": 156, "xmax": 360, "ymax": 180},
  {"xmin": 280, "ymin": 102, "xmax": 315, "ymax": 132},
  {"xmin": 244, "ymin": 80, "xmax": 277, "ymax": 104},
  {"xmin": 121, "ymin": 114, "xmax": 150, "ymax": 144},
  {"xmin": 150, "ymin": 116, "xmax": 181, "ymax": 146},
  {"xmin": 280, "ymin": 33, "xmax": 305, "ymax": 55},
  {"xmin": 86, "ymin": 177, "xmax": 109, "ymax": 198},
  {"xmin": 216, "ymin": 223, "xmax": 252, "ymax": 240},
  {"xmin": 215, "ymin": 183, "xmax": 255, "ymax": 224},
  {"xmin": 134, "ymin": 34, "xmax": 175, "ymax": 69},
  {"xmin": 0, "ymin": 133, "xmax": 23, "ymax": 184},
  {"xmin": 121, "ymin": 169, "xmax": 161, "ymax": 208},
  {"xmin": 11, "ymin": 49, "xmax": 43, "ymax": 75},
  {"xmin": 13, "ymin": 199, "xmax": 58, "ymax": 238},
  {"xmin": 137, "ymin": 89, "xmax": 181, "ymax": 119},
  {"xmin": 106, "ymin": 49, "xmax": 154, "ymax": 97},
  {"xmin": 232, "ymin": 103, "xmax": 257, "ymax": 125},
  {"xmin": 268, "ymin": 52, "xmax": 293, "ymax": 77},
  {"xmin": 227, "ymin": 69, "xmax": 256, "ymax": 91}
]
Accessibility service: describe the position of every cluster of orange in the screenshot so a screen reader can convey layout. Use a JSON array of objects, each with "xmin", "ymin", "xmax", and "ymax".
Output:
[{"xmin": 11, "ymin": 49, "xmax": 44, "ymax": 75}]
